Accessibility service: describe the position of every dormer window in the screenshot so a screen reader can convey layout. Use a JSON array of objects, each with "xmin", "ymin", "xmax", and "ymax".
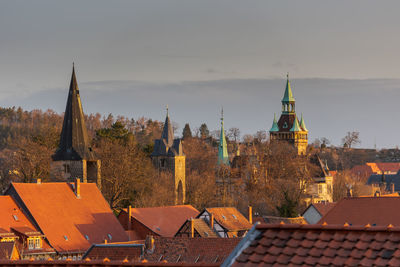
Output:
[{"xmin": 28, "ymin": 239, "xmax": 34, "ymax": 249}]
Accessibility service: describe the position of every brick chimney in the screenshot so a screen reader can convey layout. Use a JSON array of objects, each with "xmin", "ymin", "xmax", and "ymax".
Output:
[
  {"xmin": 248, "ymin": 206, "xmax": 253, "ymax": 224},
  {"xmin": 75, "ymin": 178, "xmax": 81, "ymax": 199},
  {"xmin": 128, "ymin": 205, "xmax": 132, "ymax": 230},
  {"xmin": 37, "ymin": 179, "xmax": 41, "ymax": 184},
  {"xmin": 391, "ymin": 183, "xmax": 395, "ymax": 194},
  {"xmin": 210, "ymin": 214, "xmax": 214, "ymax": 230}
]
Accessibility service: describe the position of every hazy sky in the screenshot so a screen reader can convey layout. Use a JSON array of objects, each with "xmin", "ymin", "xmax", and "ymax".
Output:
[{"xmin": 1, "ymin": 1, "xmax": 400, "ymax": 148}]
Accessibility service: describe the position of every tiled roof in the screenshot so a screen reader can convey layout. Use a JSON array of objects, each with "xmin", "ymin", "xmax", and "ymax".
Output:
[
  {"xmin": 351, "ymin": 163, "xmax": 400, "ymax": 177},
  {"xmin": 121, "ymin": 205, "xmax": 199, "ymax": 238},
  {"xmin": 367, "ymin": 173, "xmax": 400, "ymax": 191},
  {"xmin": 256, "ymin": 216, "xmax": 307, "ymax": 225},
  {"xmin": 203, "ymin": 208, "xmax": 252, "ymax": 232},
  {"xmin": 7, "ymin": 183, "xmax": 128, "ymax": 253},
  {"xmin": 83, "ymin": 244, "xmax": 143, "ymax": 261},
  {"xmin": 144, "ymin": 236, "xmax": 240, "ymax": 264},
  {"xmin": 318, "ymin": 197, "xmax": 400, "ymax": 226},
  {"xmin": 229, "ymin": 223, "xmax": 400, "ymax": 267},
  {"xmin": 0, "ymin": 242, "xmax": 16, "ymax": 260},
  {"xmin": 0, "ymin": 260, "xmax": 219, "ymax": 266},
  {"xmin": 311, "ymin": 202, "xmax": 336, "ymax": 217},
  {"xmin": 11, "ymin": 226, "xmax": 43, "ymax": 237},
  {"xmin": 0, "ymin": 196, "xmax": 37, "ymax": 233}
]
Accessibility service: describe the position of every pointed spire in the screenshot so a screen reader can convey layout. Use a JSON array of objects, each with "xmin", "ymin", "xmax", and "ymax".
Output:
[
  {"xmin": 282, "ymin": 73, "xmax": 295, "ymax": 103},
  {"xmin": 269, "ymin": 113, "xmax": 279, "ymax": 132},
  {"xmin": 53, "ymin": 64, "xmax": 95, "ymax": 161},
  {"xmin": 290, "ymin": 116, "xmax": 301, "ymax": 132},
  {"xmin": 218, "ymin": 107, "xmax": 229, "ymax": 166},
  {"xmin": 300, "ymin": 113, "xmax": 308, "ymax": 132},
  {"xmin": 161, "ymin": 107, "xmax": 174, "ymax": 148}
]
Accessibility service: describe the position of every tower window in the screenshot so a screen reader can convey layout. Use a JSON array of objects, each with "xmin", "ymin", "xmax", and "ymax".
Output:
[{"xmin": 64, "ymin": 164, "xmax": 70, "ymax": 174}]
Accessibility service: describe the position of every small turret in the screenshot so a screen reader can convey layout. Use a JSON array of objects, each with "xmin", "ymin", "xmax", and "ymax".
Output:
[
  {"xmin": 270, "ymin": 113, "xmax": 279, "ymax": 132},
  {"xmin": 300, "ymin": 113, "xmax": 308, "ymax": 132}
]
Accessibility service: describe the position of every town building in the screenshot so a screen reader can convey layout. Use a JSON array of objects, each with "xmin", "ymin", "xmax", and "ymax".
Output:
[
  {"xmin": 302, "ymin": 202, "xmax": 336, "ymax": 224},
  {"xmin": 197, "ymin": 207, "xmax": 252, "ymax": 238},
  {"xmin": 304, "ymin": 155, "xmax": 334, "ymax": 204},
  {"xmin": 269, "ymin": 74, "xmax": 308, "ymax": 155},
  {"xmin": 5, "ymin": 180, "xmax": 128, "ymax": 259},
  {"xmin": 118, "ymin": 205, "xmax": 199, "ymax": 240},
  {"xmin": 0, "ymin": 242, "xmax": 20, "ymax": 260},
  {"xmin": 175, "ymin": 218, "xmax": 218, "ymax": 238},
  {"xmin": 151, "ymin": 108, "xmax": 186, "ymax": 204},
  {"xmin": 352, "ymin": 162, "xmax": 400, "ymax": 180},
  {"xmin": 317, "ymin": 196, "xmax": 400, "ymax": 226},
  {"xmin": 50, "ymin": 65, "xmax": 101, "ymax": 188},
  {"xmin": 83, "ymin": 243, "xmax": 143, "ymax": 261},
  {"xmin": 0, "ymin": 196, "xmax": 55, "ymax": 259}
]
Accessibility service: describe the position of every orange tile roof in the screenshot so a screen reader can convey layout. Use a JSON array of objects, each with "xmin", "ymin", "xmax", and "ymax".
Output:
[
  {"xmin": 0, "ymin": 260, "xmax": 219, "ymax": 266},
  {"xmin": 0, "ymin": 196, "xmax": 37, "ymax": 233},
  {"xmin": 311, "ymin": 202, "xmax": 336, "ymax": 217},
  {"xmin": 83, "ymin": 244, "xmax": 143, "ymax": 261},
  {"xmin": 7, "ymin": 183, "xmax": 128, "ymax": 253},
  {"xmin": 204, "ymin": 208, "xmax": 252, "ymax": 231},
  {"xmin": 144, "ymin": 236, "xmax": 240, "ymax": 264},
  {"xmin": 318, "ymin": 197, "xmax": 400, "ymax": 226},
  {"xmin": 231, "ymin": 223, "xmax": 400, "ymax": 267},
  {"xmin": 123, "ymin": 205, "xmax": 199, "ymax": 237}
]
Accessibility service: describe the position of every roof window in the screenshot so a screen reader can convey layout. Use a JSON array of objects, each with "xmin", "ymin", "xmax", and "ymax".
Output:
[
  {"xmin": 204, "ymin": 232, "xmax": 209, "ymax": 237},
  {"xmin": 64, "ymin": 235, "xmax": 68, "ymax": 241},
  {"xmin": 85, "ymin": 235, "xmax": 89, "ymax": 240},
  {"xmin": 222, "ymin": 215, "xmax": 226, "ymax": 220},
  {"xmin": 107, "ymin": 234, "xmax": 112, "ymax": 240},
  {"xmin": 12, "ymin": 215, "xmax": 19, "ymax": 221},
  {"xmin": 232, "ymin": 214, "xmax": 237, "ymax": 219},
  {"xmin": 156, "ymin": 227, "xmax": 161, "ymax": 231}
]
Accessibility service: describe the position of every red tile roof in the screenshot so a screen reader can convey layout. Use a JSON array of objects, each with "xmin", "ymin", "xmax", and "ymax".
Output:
[
  {"xmin": 0, "ymin": 196, "xmax": 37, "ymax": 233},
  {"xmin": 318, "ymin": 197, "xmax": 400, "ymax": 226},
  {"xmin": 120, "ymin": 205, "xmax": 199, "ymax": 238},
  {"xmin": 144, "ymin": 236, "xmax": 240, "ymax": 264},
  {"xmin": 231, "ymin": 223, "xmax": 400, "ymax": 267},
  {"xmin": 0, "ymin": 260, "xmax": 219, "ymax": 266},
  {"xmin": 311, "ymin": 202, "xmax": 336, "ymax": 217},
  {"xmin": 202, "ymin": 208, "xmax": 252, "ymax": 232},
  {"xmin": 83, "ymin": 244, "xmax": 143, "ymax": 261},
  {"xmin": 7, "ymin": 183, "xmax": 128, "ymax": 253},
  {"xmin": 351, "ymin": 162, "xmax": 400, "ymax": 177}
]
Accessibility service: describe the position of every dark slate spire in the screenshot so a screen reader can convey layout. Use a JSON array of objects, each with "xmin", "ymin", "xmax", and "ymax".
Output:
[
  {"xmin": 52, "ymin": 64, "xmax": 95, "ymax": 161},
  {"xmin": 161, "ymin": 105, "xmax": 174, "ymax": 148}
]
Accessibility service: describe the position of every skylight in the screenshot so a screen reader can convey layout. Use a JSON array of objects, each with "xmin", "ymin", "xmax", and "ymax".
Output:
[
  {"xmin": 232, "ymin": 214, "xmax": 237, "ymax": 219},
  {"xmin": 156, "ymin": 227, "xmax": 161, "ymax": 231},
  {"xmin": 222, "ymin": 215, "xmax": 226, "ymax": 220},
  {"xmin": 12, "ymin": 215, "xmax": 18, "ymax": 221},
  {"xmin": 107, "ymin": 234, "xmax": 112, "ymax": 240},
  {"xmin": 64, "ymin": 235, "xmax": 68, "ymax": 241},
  {"xmin": 85, "ymin": 235, "xmax": 89, "ymax": 240}
]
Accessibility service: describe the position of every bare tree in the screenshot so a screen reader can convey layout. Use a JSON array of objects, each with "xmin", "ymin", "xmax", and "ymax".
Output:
[
  {"xmin": 342, "ymin": 131, "xmax": 361, "ymax": 148},
  {"xmin": 228, "ymin": 127, "xmax": 241, "ymax": 142}
]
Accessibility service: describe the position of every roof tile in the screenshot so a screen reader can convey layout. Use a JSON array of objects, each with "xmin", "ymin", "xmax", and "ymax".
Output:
[
  {"xmin": 247, "ymin": 252, "xmax": 263, "ymax": 263},
  {"xmin": 383, "ymin": 240, "xmax": 397, "ymax": 250},
  {"xmin": 364, "ymin": 248, "xmax": 379, "ymax": 259},
  {"xmin": 262, "ymin": 253, "xmax": 277, "ymax": 264},
  {"xmin": 290, "ymin": 255, "xmax": 306, "ymax": 265},
  {"xmin": 309, "ymin": 247, "xmax": 323, "ymax": 257},
  {"xmin": 304, "ymin": 231, "xmax": 319, "ymax": 240},
  {"xmin": 268, "ymin": 246, "xmax": 283, "ymax": 256},
  {"xmin": 271, "ymin": 238, "xmax": 286, "ymax": 248},
  {"xmin": 349, "ymin": 248, "xmax": 364, "ymax": 259},
  {"xmin": 327, "ymin": 240, "xmax": 342, "ymax": 249},
  {"xmin": 275, "ymin": 253, "xmax": 291, "ymax": 265},
  {"xmin": 300, "ymin": 239, "xmax": 314, "ymax": 248},
  {"xmin": 322, "ymin": 247, "xmax": 336, "ymax": 258},
  {"xmin": 286, "ymin": 238, "xmax": 301, "ymax": 248},
  {"xmin": 318, "ymin": 255, "xmax": 335, "ymax": 266},
  {"xmin": 360, "ymin": 233, "xmax": 375, "ymax": 242},
  {"xmin": 291, "ymin": 230, "xmax": 306, "ymax": 240},
  {"xmin": 314, "ymin": 240, "xmax": 328, "ymax": 249},
  {"xmin": 388, "ymin": 256, "xmax": 400, "ymax": 266}
]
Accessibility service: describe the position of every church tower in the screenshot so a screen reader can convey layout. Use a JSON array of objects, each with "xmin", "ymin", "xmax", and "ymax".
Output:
[
  {"xmin": 218, "ymin": 108, "xmax": 229, "ymax": 166},
  {"xmin": 151, "ymin": 108, "xmax": 186, "ymax": 204},
  {"xmin": 51, "ymin": 64, "xmax": 101, "ymax": 188},
  {"xmin": 269, "ymin": 74, "xmax": 308, "ymax": 155}
]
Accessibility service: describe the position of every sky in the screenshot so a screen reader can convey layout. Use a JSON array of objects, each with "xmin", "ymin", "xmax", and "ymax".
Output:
[{"xmin": 1, "ymin": 1, "xmax": 400, "ymax": 148}]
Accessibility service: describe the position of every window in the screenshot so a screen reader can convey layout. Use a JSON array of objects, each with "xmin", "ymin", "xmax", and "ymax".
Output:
[
  {"xmin": 84, "ymin": 235, "xmax": 89, "ymax": 240},
  {"xmin": 28, "ymin": 239, "xmax": 34, "ymax": 250},
  {"xmin": 35, "ymin": 238, "xmax": 41, "ymax": 248},
  {"xmin": 107, "ymin": 234, "xmax": 112, "ymax": 240},
  {"xmin": 221, "ymin": 215, "xmax": 226, "ymax": 220},
  {"xmin": 12, "ymin": 215, "xmax": 18, "ymax": 221},
  {"xmin": 232, "ymin": 214, "xmax": 237, "ymax": 220},
  {"xmin": 64, "ymin": 235, "xmax": 68, "ymax": 241},
  {"xmin": 64, "ymin": 164, "xmax": 70, "ymax": 174}
]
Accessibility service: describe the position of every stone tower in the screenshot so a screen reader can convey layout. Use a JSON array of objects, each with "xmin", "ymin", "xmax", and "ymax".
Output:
[
  {"xmin": 51, "ymin": 65, "xmax": 101, "ymax": 188},
  {"xmin": 217, "ymin": 108, "xmax": 229, "ymax": 166},
  {"xmin": 151, "ymin": 108, "xmax": 185, "ymax": 204},
  {"xmin": 269, "ymin": 74, "xmax": 308, "ymax": 155}
]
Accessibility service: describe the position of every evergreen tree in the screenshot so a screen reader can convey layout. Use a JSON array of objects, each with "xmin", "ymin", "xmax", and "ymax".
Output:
[
  {"xmin": 199, "ymin": 123, "xmax": 209, "ymax": 138},
  {"xmin": 182, "ymin": 123, "xmax": 192, "ymax": 139}
]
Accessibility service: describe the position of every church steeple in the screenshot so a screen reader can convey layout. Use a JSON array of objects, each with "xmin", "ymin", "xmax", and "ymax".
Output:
[
  {"xmin": 52, "ymin": 64, "xmax": 95, "ymax": 161},
  {"xmin": 218, "ymin": 108, "xmax": 229, "ymax": 166},
  {"xmin": 161, "ymin": 105, "xmax": 174, "ymax": 148},
  {"xmin": 281, "ymin": 73, "xmax": 295, "ymax": 114}
]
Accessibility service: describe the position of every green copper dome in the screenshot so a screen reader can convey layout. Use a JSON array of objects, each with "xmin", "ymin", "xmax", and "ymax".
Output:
[
  {"xmin": 300, "ymin": 113, "xmax": 308, "ymax": 132},
  {"xmin": 282, "ymin": 73, "xmax": 295, "ymax": 103},
  {"xmin": 270, "ymin": 113, "xmax": 279, "ymax": 132},
  {"xmin": 290, "ymin": 117, "xmax": 301, "ymax": 132}
]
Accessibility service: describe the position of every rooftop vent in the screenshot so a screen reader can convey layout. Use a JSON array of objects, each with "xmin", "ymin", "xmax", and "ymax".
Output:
[{"xmin": 222, "ymin": 215, "xmax": 226, "ymax": 220}]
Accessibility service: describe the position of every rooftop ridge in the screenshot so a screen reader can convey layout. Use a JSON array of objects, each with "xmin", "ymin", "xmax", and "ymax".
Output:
[{"xmin": 256, "ymin": 223, "xmax": 400, "ymax": 232}]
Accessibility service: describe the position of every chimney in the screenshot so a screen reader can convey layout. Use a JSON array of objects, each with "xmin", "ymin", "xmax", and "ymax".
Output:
[
  {"xmin": 128, "ymin": 205, "xmax": 132, "ymax": 230},
  {"xmin": 248, "ymin": 206, "xmax": 253, "ymax": 224},
  {"xmin": 210, "ymin": 214, "xmax": 214, "ymax": 230},
  {"xmin": 190, "ymin": 218, "xmax": 194, "ymax": 238},
  {"xmin": 104, "ymin": 239, "xmax": 107, "ymax": 244},
  {"xmin": 391, "ymin": 183, "xmax": 395, "ymax": 194},
  {"xmin": 75, "ymin": 178, "xmax": 81, "ymax": 198},
  {"xmin": 347, "ymin": 188, "xmax": 352, "ymax": 197},
  {"xmin": 37, "ymin": 179, "xmax": 41, "ymax": 184},
  {"xmin": 145, "ymin": 235, "xmax": 155, "ymax": 252}
]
